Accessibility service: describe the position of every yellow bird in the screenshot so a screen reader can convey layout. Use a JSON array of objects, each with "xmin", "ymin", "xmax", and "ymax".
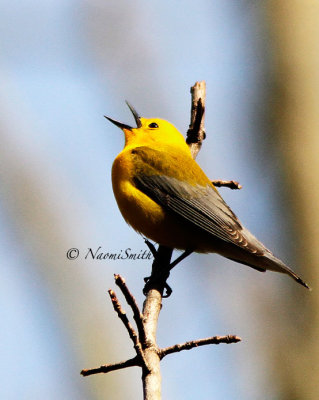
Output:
[{"xmin": 106, "ymin": 103, "xmax": 309, "ymax": 289}]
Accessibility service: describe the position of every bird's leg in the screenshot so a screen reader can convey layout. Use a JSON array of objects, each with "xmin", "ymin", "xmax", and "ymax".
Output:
[
  {"xmin": 144, "ymin": 238, "xmax": 158, "ymax": 258},
  {"xmin": 168, "ymin": 249, "xmax": 193, "ymax": 271},
  {"xmin": 143, "ymin": 243, "xmax": 173, "ymax": 297},
  {"xmin": 144, "ymin": 239, "xmax": 193, "ymax": 271},
  {"xmin": 143, "ymin": 242, "xmax": 193, "ymax": 297},
  {"xmin": 157, "ymin": 249, "xmax": 193, "ymax": 296}
]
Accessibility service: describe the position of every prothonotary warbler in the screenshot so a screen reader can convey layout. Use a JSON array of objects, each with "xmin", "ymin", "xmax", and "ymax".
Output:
[{"xmin": 105, "ymin": 103, "xmax": 309, "ymax": 289}]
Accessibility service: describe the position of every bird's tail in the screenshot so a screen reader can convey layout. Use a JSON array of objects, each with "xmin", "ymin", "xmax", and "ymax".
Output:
[
  {"xmin": 223, "ymin": 226, "xmax": 311, "ymax": 290},
  {"xmin": 260, "ymin": 252, "xmax": 310, "ymax": 290}
]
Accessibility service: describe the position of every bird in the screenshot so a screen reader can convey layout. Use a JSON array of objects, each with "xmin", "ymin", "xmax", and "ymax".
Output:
[{"xmin": 105, "ymin": 102, "xmax": 309, "ymax": 289}]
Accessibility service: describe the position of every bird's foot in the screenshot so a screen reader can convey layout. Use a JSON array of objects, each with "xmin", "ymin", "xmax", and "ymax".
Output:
[{"xmin": 143, "ymin": 275, "xmax": 172, "ymax": 297}]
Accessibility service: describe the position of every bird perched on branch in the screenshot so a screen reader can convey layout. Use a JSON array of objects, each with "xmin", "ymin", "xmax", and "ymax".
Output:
[{"xmin": 106, "ymin": 103, "xmax": 309, "ymax": 289}]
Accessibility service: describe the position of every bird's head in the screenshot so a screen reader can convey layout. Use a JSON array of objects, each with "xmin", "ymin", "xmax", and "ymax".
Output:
[{"xmin": 105, "ymin": 102, "xmax": 189, "ymax": 151}]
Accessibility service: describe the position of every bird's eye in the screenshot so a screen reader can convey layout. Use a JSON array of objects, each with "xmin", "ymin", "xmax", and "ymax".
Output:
[{"xmin": 148, "ymin": 122, "xmax": 159, "ymax": 129}]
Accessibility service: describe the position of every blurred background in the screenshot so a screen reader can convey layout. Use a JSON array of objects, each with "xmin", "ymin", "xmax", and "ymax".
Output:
[{"xmin": 1, "ymin": 1, "xmax": 318, "ymax": 399}]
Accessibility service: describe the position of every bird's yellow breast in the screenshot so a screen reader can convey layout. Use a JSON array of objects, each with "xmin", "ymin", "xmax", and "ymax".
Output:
[
  {"xmin": 111, "ymin": 146, "xmax": 210, "ymax": 249},
  {"xmin": 112, "ymin": 148, "xmax": 167, "ymax": 236}
]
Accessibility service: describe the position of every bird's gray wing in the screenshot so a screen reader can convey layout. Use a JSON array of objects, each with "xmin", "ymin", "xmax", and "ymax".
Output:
[
  {"xmin": 131, "ymin": 147, "xmax": 310, "ymax": 289},
  {"xmin": 134, "ymin": 173, "xmax": 264, "ymax": 256}
]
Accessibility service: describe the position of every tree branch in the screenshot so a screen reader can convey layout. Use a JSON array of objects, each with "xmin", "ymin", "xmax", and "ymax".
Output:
[
  {"xmin": 114, "ymin": 274, "xmax": 146, "ymax": 343},
  {"xmin": 141, "ymin": 247, "xmax": 173, "ymax": 400},
  {"xmin": 108, "ymin": 288, "xmax": 150, "ymax": 372},
  {"xmin": 159, "ymin": 335, "xmax": 241, "ymax": 359},
  {"xmin": 81, "ymin": 356, "xmax": 140, "ymax": 376},
  {"xmin": 212, "ymin": 180, "xmax": 242, "ymax": 190},
  {"xmin": 186, "ymin": 81, "xmax": 206, "ymax": 159},
  {"xmin": 108, "ymin": 289, "xmax": 139, "ymax": 346},
  {"xmin": 81, "ymin": 275, "xmax": 241, "ymax": 380}
]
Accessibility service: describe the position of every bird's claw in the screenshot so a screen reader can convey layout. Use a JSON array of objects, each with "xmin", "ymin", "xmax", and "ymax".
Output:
[{"xmin": 143, "ymin": 276, "xmax": 173, "ymax": 297}]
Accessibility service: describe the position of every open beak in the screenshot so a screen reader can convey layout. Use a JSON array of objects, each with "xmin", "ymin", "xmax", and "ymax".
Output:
[{"xmin": 104, "ymin": 101, "xmax": 142, "ymax": 130}]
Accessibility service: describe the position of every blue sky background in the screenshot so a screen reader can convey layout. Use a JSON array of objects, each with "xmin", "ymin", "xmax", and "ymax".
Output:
[{"xmin": 0, "ymin": 1, "xmax": 306, "ymax": 399}]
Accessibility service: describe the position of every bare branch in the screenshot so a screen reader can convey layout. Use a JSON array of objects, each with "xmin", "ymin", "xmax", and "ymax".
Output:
[
  {"xmin": 108, "ymin": 286, "xmax": 150, "ymax": 373},
  {"xmin": 142, "ymin": 247, "xmax": 173, "ymax": 400},
  {"xmin": 212, "ymin": 180, "xmax": 242, "ymax": 190},
  {"xmin": 81, "ymin": 356, "xmax": 140, "ymax": 376},
  {"xmin": 114, "ymin": 274, "xmax": 146, "ymax": 343},
  {"xmin": 159, "ymin": 335, "xmax": 241, "ymax": 359},
  {"xmin": 187, "ymin": 81, "xmax": 206, "ymax": 159},
  {"xmin": 108, "ymin": 289, "xmax": 139, "ymax": 346}
]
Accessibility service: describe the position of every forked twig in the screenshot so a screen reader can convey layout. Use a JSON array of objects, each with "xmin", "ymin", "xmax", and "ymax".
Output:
[{"xmin": 81, "ymin": 275, "xmax": 241, "ymax": 381}]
